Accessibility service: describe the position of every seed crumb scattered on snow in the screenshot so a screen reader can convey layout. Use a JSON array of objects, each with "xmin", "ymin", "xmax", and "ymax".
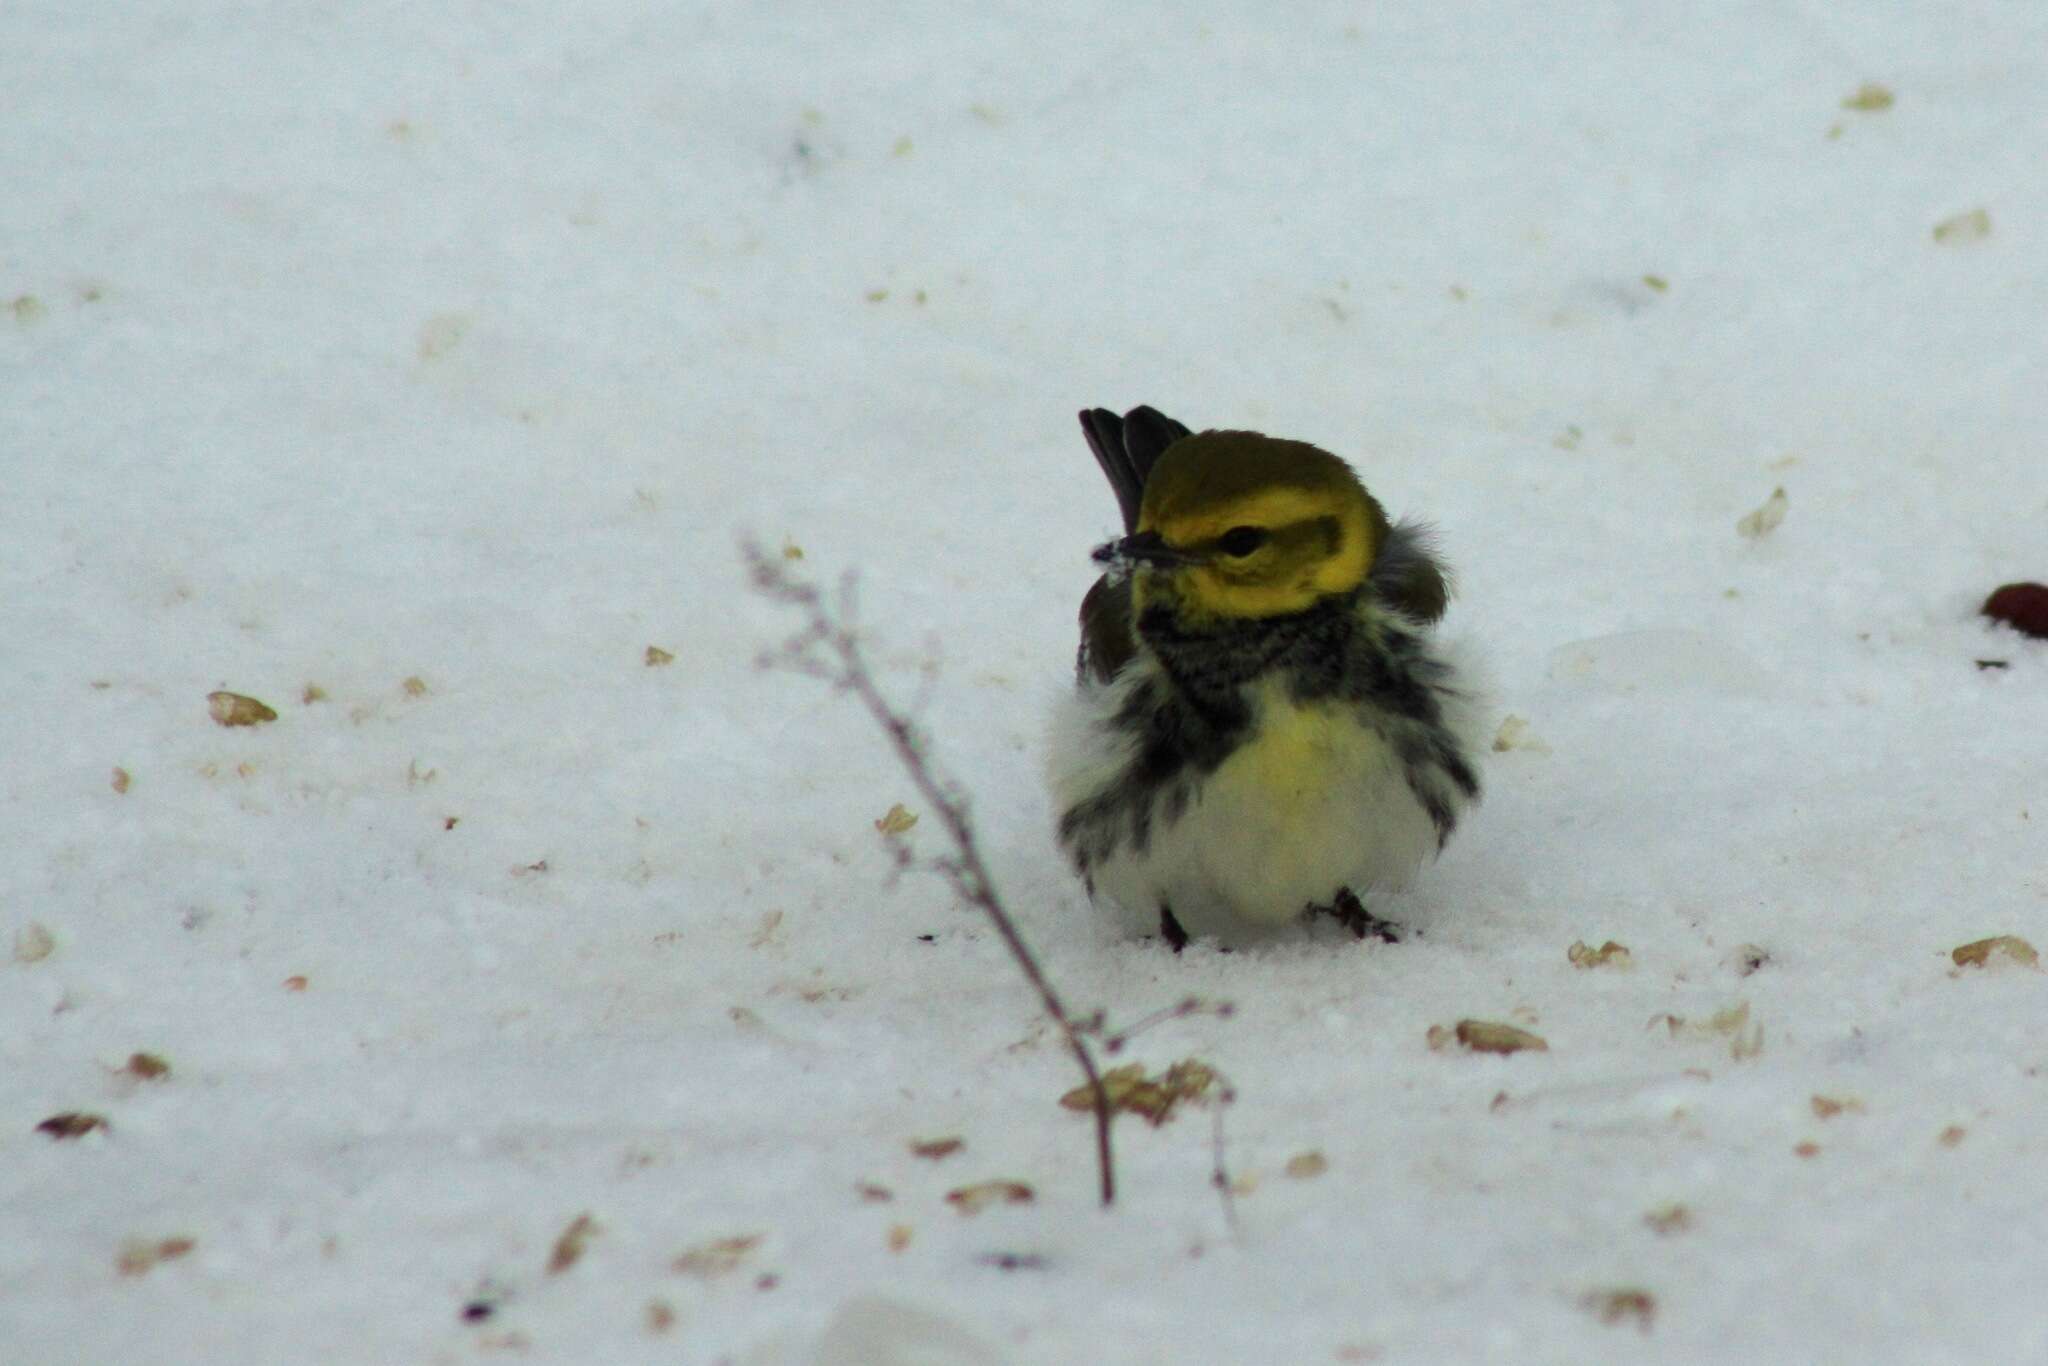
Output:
[
  {"xmin": 1737, "ymin": 487, "xmax": 1789, "ymax": 538},
  {"xmin": 1932, "ymin": 207, "xmax": 1992, "ymax": 244},
  {"xmin": 207, "ymin": 691, "xmax": 277, "ymax": 727},
  {"xmin": 1568, "ymin": 940, "xmax": 1631, "ymax": 969},
  {"xmin": 1284, "ymin": 1151, "xmax": 1329, "ymax": 1179},
  {"xmin": 14, "ymin": 922, "xmax": 56, "ymax": 963},
  {"xmin": 945, "ymin": 1181, "xmax": 1033, "ymax": 1215},
  {"xmin": 1951, "ymin": 936, "xmax": 2037, "ymax": 969},
  {"xmin": 1430, "ymin": 1021, "xmax": 1549, "ymax": 1055}
]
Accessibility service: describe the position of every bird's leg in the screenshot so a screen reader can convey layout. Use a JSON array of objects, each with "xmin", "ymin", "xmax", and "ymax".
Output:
[
  {"xmin": 1159, "ymin": 904, "xmax": 1190, "ymax": 953},
  {"xmin": 1313, "ymin": 887, "xmax": 1402, "ymax": 943}
]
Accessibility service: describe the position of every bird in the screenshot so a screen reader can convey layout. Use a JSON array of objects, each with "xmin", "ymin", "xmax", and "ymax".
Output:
[{"xmin": 1047, "ymin": 405, "xmax": 1486, "ymax": 950}]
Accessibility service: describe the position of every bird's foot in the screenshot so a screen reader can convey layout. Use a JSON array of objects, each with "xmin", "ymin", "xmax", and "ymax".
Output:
[
  {"xmin": 1314, "ymin": 887, "xmax": 1402, "ymax": 943},
  {"xmin": 1159, "ymin": 905, "xmax": 1190, "ymax": 954}
]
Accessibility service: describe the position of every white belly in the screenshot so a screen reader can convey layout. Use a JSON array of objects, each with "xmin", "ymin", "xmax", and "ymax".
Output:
[{"xmin": 1059, "ymin": 678, "xmax": 1446, "ymax": 943}]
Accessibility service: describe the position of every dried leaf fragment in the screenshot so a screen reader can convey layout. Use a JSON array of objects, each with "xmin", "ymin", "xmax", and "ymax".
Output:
[
  {"xmin": 1584, "ymin": 1287, "xmax": 1656, "ymax": 1332},
  {"xmin": 1794, "ymin": 1141, "xmax": 1821, "ymax": 1158},
  {"xmin": 283, "ymin": 974, "xmax": 309, "ymax": 991},
  {"xmin": 1736, "ymin": 486, "xmax": 1789, "ymax": 538},
  {"xmin": 401, "ymin": 675, "xmax": 429, "ymax": 698},
  {"xmin": 1491, "ymin": 715, "xmax": 1549, "ymax": 753},
  {"xmin": 874, "ymin": 803, "xmax": 918, "ymax": 836},
  {"xmin": 124, "ymin": 1053, "xmax": 171, "ymax": 1081},
  {"xmin": 547, "ymin": 1213, "xmax": 599, "ymax": 1274},
  {"xmin": 945, "ymin": 1181, "xmax": 1034, "ymax": 1215},
  {"xmin": 117, "ymin": 1236, "xmax": 195, "ymax": 1276},
  {"xmin": 856, "ymin": 1182, "xmax": 893, "ymax": 1203},
  {"xmin": 14, "ymin": 921, "xmax": 56, "ymax": 963},
  {"xmin": 1842, "ymin": 83, "xmax": 1894, "ymax": 112},
  {"xmin": 1643, "ymin": 1203, "xmax": 1692, "ymax": 1235},
  {"xmin": 1706, "ymin": 1001, "xmax": 1752, "ymax": 1034},
  {"xmin": 909, "ymin": 1136, "xmax": 963, "ymax": 1160},
  {"xmin": 1932, "ymin": 208, "xmax": 1991, "ymax": 244},
  {"xmin": 207, "ymin": 691, "xmax": 277, "ymax": 727},
  {"xmin": 1445, "ymin": 1020, "xmax": 1549, "ymax": 1055},
  {"xmin": 645, "ymin": 1300, "xmax": 676, "ymax": 1335},
  {"xmin": 1732, "ymin": 943, "xmax": 1771, "ymax": 976},
  {"xmin": 1938, "ymin": 1125, "xmax": 1967, "ymax": 1148},
  {"xmin": 1729, "ymin": 1018, "xmax": 1765, "ymax": 1061},
  {"xmin": 110, "ymin": 767, "xmax": 131, "ymax": 794},
  {"xmin": 886, "ymin": 1224, "xmax": 912, "ymax": 1252},
  {"xmin": 1568, "ymin": 940, "xmax": 1632, "ymax": 969},
  {"xmin": 302, "ymin": 683, "xmax": 328, "ymax": 704},
  {"xmin": 671, "ymin": 1234, "xmax": 760, "ymax": 1279},
  {"xmin": 1058, "ymin": 1059, "xmax": 1218, "ymax": 1125},
  {"xmin": 38, "ymin": 1112, "xmax": 108, "ymax": 1139},
  {"xmin": 1658, "ymin": 1000, "xmax": 1753, "ymax": 1040},
  {"xmin": 1810, "ymin": 1094, "xmax": 1865, "ymax": 1120},
  {"xmin": 644, "ymin": 645, "xmax": 675, "ymax": 667},
  {"xmin": 1284, "ymin": 1151, "xmax": 1329, "ymax": 1179},
  {"xmin": 1952, "ymin": 935, "xmax": 2038, "ymax": 969}
]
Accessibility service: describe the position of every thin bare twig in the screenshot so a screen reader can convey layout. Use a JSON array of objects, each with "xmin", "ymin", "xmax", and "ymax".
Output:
[
  {"xmin": 1210, "ymin": 1073, "xmax": 1241, "ymax": 1238},
  {"xmin": 743, "ymin": 538, "xmax": 1118, "ymax": 1206},
  {"xmin": 1100, "ymin": 997, "xmax": 1237, "ymax": 1056}
]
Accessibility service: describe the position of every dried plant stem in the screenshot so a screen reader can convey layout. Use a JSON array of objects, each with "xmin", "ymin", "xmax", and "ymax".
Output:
[
  {"xmin": 744, "ymin": 540, "xmax": 1117, "ymax": 1207},
  {"xmin": 1101, "ymin": 996, "xmax": 1236, "ymax": 1055},
  {"xmin": 1209, "ymin": 1072, "xmax": 1241, "ymax": 1238}
]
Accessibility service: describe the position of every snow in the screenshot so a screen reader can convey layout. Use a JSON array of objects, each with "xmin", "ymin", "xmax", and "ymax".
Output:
[{"xmin": 5, "ymin": 2, "xmax": 2046, "ymax": 1361}]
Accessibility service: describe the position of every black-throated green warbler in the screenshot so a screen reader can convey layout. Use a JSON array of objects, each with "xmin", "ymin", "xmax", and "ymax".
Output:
[{"xmin": 1048, "ymin": 406, "xmax": 1485, "ymax": 949}]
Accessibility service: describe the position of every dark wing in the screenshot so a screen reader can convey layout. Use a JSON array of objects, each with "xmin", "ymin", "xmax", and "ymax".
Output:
[
  {"xmin": 1076, "ymin": 574, "xmax": 1136, "ymax": 684},
  {"xmin": 1369, "ymin": 518, "xmax": 1453, "ymax": 624},
  {"xmin": 1077, "ymin": 405, "xmax": 1192, "ymax": 534}
]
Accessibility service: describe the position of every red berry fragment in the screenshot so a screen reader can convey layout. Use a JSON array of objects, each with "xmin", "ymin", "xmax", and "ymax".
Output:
[{"xmin": 1983, "ymin": 582, "xmax": 2048, "ymax": 640}]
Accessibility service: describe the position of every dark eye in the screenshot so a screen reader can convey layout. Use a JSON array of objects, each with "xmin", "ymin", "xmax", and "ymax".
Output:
[{"xmin": 1217, "ymin": 526, "xmax": 1268, "ymax": 557}]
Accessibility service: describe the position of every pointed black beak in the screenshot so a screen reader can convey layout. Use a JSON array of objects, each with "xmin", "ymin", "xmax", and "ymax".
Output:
[{"xmin": 1090, "ymin": 530, "xmax": 1192, "ymax": 569}]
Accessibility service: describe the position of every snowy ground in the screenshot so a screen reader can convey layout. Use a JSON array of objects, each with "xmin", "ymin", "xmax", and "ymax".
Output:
[{"xmin": 5, "ymin": 3, "xmax": 2047, "ymax": 1362}]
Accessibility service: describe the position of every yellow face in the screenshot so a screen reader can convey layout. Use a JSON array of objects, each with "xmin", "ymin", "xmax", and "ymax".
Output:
[{"xmin": 1128, "ymin": 431, "xmax": 1384, "ymax": 622}]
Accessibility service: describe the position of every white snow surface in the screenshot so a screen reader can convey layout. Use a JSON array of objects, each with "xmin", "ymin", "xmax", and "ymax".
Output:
[{"xmin": 5, "ymin": 3, "xmax": 2047, "ymax": 1362}]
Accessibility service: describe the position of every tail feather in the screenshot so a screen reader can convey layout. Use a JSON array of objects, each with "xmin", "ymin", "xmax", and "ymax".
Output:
[{"xmin": 1078, "ymin": 405, "xmax": 1191, "ymax": 533}]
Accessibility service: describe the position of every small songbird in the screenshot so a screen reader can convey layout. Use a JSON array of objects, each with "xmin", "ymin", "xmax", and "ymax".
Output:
[{"xmin": 1047, "ymin": 406, "xmax": 1486, "ymax": 949}]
